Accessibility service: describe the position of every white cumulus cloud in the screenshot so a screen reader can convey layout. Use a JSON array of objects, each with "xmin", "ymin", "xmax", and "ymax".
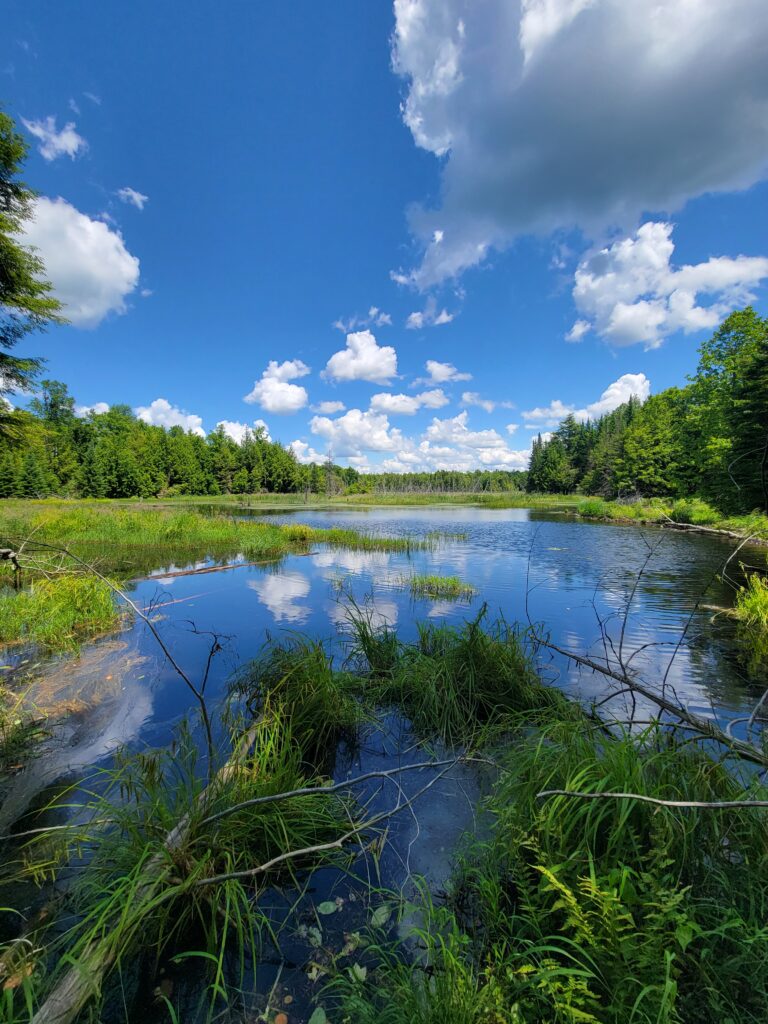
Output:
[
  {"xmin": 136, "ymin": 398, "xmax": 205, "ymax": 436},
  {"xmin": 392, "ymin": 0, "xmax": 768, "ymax": 287},
  {"xmin": 370, "ymin": 389, "xmax": 449, "ymax": 415},
  {"xmin": 415, "ymin": 359, "xmax": 472, "ymax": 386},
  {"xmin": 75, "ymin": 402, "xmax": 110, "ymax": 418},
  {"xmin": 310, "ymin": 408, "xmax": 407, "ymax": 456},
  {"xmin": 323, "ymin": 330, "xmax": 397, "ymax": 384},
  {"xmin": 570, "ymin": 222, "xmax": 768, "ymax": 348},
  {"xmin": 311, "ymin": 400, "xmax": 346, "ymax": 414},
  {"xmin": 117, "ymin": 187, "xmax": 149, "ymax": 211},
  {"xmin": 22, "ymin": 116, "xmax": 86, "ymax": 161},
  {"xmin": 18, "ymin": 197, "xmax": 140, "ymax": 328},
  {"xmin": 244, "ymin": 359, "xmax": 310, "ymax": 414},
  {"xmin": 522, "ymin": 372, "xmax": 651, "ymax": 428},
  {"xmin": 289, "ymin": 440, "xmax": 327, "ymax": 464},
  {"xmin": 216, "ymin": 419, "xmax": 271, "ymax": 443}
]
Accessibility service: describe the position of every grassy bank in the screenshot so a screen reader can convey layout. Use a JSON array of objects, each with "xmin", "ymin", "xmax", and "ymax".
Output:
[
  {"xmin": 575, "ymin": 496, "xmax": 768, "ymax": 540},
  {"xmin": 107, "ymin": 491, "xmax": 584, "ymax": 510},
  {"xmin": 3, "ymin": 614, "xmax": 768, "ymax": 1022},
  {"xmin": 0, "ymin": 502, "xmax": 420, "ymax": 654}
]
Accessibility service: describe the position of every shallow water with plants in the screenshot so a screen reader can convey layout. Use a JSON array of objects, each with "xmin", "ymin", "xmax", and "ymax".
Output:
[{"xmin": 1, "ymin": 503, "xmax": 767, "ymax": 1023}]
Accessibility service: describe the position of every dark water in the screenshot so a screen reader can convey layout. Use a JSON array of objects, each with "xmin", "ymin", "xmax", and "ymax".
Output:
[{"xmin": 2, "ymin": 507, "xmax": 765, "ymax": 1020}]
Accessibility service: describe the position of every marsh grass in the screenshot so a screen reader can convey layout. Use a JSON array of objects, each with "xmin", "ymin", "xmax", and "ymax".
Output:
[
  {"xmin": 0, "ymin": 684, "xmax": 45, "ymax": 777},
  {"xmin": 346, "ymin": 609, "xmax": 564, "ymax": 744},
  {"xmin": 12, "ymin": 708, "xmax": 353, "ymax": 1020},
  {"xmin": 0, "ymin": 504, "xmax": 421, "ymax": 581},
  {"xmin": 405, "ymin": 575, "xmax": 475, "ymax": 600},
  {"xmin": 273, "ymin": 523, "xmax": 422, "ymax": 554},
  {"xmin": 0, "ymin": 575, "xmax": 119, "ymax": 652},
  {"xmin": 576, "ymin": 496, "xmax": 768, "ymax": 539},
  {"xmin": 330, "ymin": 717, "xmax": 768, "ymax": 1024},
  {"xmin": 231, "ymin": 636, "xmax": 363, "ymax": 770}
]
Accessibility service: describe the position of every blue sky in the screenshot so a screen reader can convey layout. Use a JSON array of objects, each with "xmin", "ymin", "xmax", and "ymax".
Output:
[{"xmin": 4, "ymin": 0, "xmax": 768, "ymax": 471}]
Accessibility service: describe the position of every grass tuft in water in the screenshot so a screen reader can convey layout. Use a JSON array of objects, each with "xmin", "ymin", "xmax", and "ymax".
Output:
[
  {"xmin": 405, "ymin": 574, "xmax": 475, "ymax": 600},
  {"xmin": 12, "ymin": 707, "xmax": 352, "ymax": 1019},
  {"xmin": 231, "ymin": 635, "xmax": 363, "ymax": 769},
  {"xmin": 0, "ymin": 575, "xmax": 119, "ymax": 651},
  {"xmin": 345, "ymin": 608, "xmax": 563, "ymax": 744}
]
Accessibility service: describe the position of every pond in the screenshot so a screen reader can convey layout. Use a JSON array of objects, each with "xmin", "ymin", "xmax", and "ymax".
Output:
[{"xmin": 2, "ymin": 505, "xmax": 765, "ymax": 1021}]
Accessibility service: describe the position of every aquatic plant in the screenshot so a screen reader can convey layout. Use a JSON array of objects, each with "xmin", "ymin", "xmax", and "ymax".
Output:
[
  {"xmin": 347, "ymin": 609, "xmax": 563, "ymax": 744},
  {"xmin": 330, "ymin": 718, "xmax": 768, "ymax": 1024},
  {"xmin": 735, "ymin": 572, "xmax": 768, "ymax": 631},
  {"xmin": 231, "ymin": 635, "xmax": 362, "ymax": 769},
  {"xmin": 10, "ymin": 708, "xmax": 354, "ymax": 1021},
  {"xmin": 670, "ymin": 497, "xmax": 720, "ymax": 525},
  {"xmin": 405, "ymin": 574, "xmax": 475, "ymax": 600},
  {"xmin": 0, "ymin": 575, "xmax": 119, "ymax": 652}
]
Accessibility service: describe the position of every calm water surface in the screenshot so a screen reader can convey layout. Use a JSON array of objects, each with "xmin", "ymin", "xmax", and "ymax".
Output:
[
  {"xmin": 3, "ymin": 506, "xmax": 766, "ymax": 1020},
  {"xmin": 12, "ymin": 505, "xmax": 764, "ymax": 772}
]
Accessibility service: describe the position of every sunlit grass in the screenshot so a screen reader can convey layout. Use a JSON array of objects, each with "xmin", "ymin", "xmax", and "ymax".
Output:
[
  {"xmin": 0, "ymin": 575, "xmax": 119, "ymax": 651},
  {"xmin": 404, "ymin": 574, "xmax": 475, "ymax": 600}
]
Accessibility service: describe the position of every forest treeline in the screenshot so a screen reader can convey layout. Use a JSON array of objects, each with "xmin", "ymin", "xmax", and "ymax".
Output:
[
  {"xmin": 0, "ymin": 382, "xmax": 526, "ymax": 498},
  {"xmin": 0, "ymin": 309, "xmax": 765, "ymax": 505},
  {"xmin": 527, "ymin": 307, "xmax": 768, "ymax": 514}
]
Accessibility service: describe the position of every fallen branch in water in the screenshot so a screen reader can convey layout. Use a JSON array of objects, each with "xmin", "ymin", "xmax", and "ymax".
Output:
[
  {"xmin": 537, "ymin": 789, "xmax": 768, "ymax": 810},
  {"xmin": 534, "ymin": 636, "xmax": 768, "ymax": 769}
]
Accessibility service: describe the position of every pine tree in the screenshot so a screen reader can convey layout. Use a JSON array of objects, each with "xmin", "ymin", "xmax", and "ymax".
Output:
[
  {"xmin": 0, "ymin": 455, "xmax": 19, "ymax": 497},
  {"xmin": 1, "ymin": 114, "xmax": 64, "ymax": 435},
  {"xmin": 19, "ymin": 451, "xmax": 48, "ymax": 497},
  {"xmin": 80, "ymin": 444, "xmax": 108, "ymax": 498}
]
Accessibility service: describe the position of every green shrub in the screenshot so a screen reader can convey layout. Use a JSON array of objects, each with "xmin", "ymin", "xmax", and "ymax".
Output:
[
  {"xmin": 577, "ymin": 498, "xmax": 609, "ymax": 518},
  {"xmin": 670, "ymin": 498, "xmax": 719, "ymax": 525}
]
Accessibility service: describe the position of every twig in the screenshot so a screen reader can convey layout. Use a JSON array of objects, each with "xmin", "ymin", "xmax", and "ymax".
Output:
[{"xmin": 537, "ymin": 789, "xmax": 768, "ymax": 810}]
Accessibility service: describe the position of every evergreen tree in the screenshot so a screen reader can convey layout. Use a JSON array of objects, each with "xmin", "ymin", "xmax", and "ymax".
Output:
[
  {"xmin": 0, "ymin": 113, "xmax": 64, "ymax": 436},
  {"xmin": 19, "ymin": 451, "xmax": 48, "ymax": 497}
]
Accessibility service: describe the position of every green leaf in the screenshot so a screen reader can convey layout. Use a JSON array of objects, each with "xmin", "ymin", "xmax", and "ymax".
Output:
[
  {"xmin": 370, "ymin": 903, "xmax": 392, "ymax": 927},
  {"xmin": 349, "ymin": 963, "xmax": 367, "ymax": 983},
  {"xmin": 308, "ymin": 1009, "xmax": 328, "ymax": 1024},
  {"xmin": 317, "ymin": 901, "xmax": 338, "ymax": 916}
]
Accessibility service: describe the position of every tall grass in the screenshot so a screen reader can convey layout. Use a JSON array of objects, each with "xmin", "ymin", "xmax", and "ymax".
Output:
[
  {"xmin": 231, "ymin": 635, "xmax": 363, "ymax": 769},
  {"xmin": 0, "ymin": 575, "xmax": 119, "ymax": 651},
  {"xmin": 405, "ymin": 575, "xmax": 475, "ymax": 600},
  {"xmin": 330, "ymin": 718, "xmax": 768, "ymax": 1023},
  {"xmin": 0, "ymin": 503, "xmax": 421, "ymax": 580},
  {"xmin": 346, "ymin": 609, "xmax": 563, "ymax": 744},
  {"xmin": 10, "ymin": 708, "xmax": 353, "ymax": 1020}
]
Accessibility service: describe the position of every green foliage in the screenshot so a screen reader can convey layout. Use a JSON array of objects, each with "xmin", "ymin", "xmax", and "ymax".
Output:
[
  {"xmin": 348, "ymin": 611, "xmax": 563, "ymax": 744},
  {"xmin": 405, "ymin": 574, "xmax": 475, "ymax": 599},
  {"xmin": 736, "ymin": 572, "xmax": 768, "ymax": 631},
  {"xmin": 0, "ymin": 112, "xmax": 64, "ymax": 437},
  {"xmin": 669, "ymin": 498, "xmax": 719, "ymax": 525},
  {"xmin": 11, "ymin": 709, "xmax": 351, "ymax": 1019},
  {"xmin": 232, "ymin": 635, "xmax": 362, "ymax": 768},
  {"xmin": 334, "ymin": 718, "xmax": 768, "ymax": 1024},
  {"xmin": 0, "ymin": 575, "xmax": 118, "ymax": 651},
  {"xmin": 525, "ymin": 308, "xmax": 768, "ymax": 515}
]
